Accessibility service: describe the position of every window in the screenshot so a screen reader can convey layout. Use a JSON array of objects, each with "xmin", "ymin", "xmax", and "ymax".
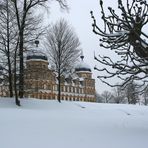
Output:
[
  {"xmin": 80, "ymin": 88, "xmax": 83, "ymax": 94},
  {"xmin": 43, "ymin": 65, "xmax": 46, "ymax": 69},
  {"xmin": 82, "ymin": 89, "xmax": 84, "ymax": 94},
  {"xmin": 80, "ymin": 81, "xmax": 84, "ymax": 86},
  {"xmin": 73, "ymin": 87, "xmax": 75, "ymax": 93},
  {"xmin": 69, "ymin": 87, "xmax": 71, "ymax": 92},
  {"xmin": 47, "ymin": 85, "xmax": 50, "ymax": 90},
  {"xmin": 77, "ymin": 88, "xmax": 79, "ymax": 93},
  {"xmin": 65, "ymin": 96, "xmax": 68, "ymax": 100},
  {"xmin": 55, "ymin": 85, "xmax": 57, "ymax": 91},
  {"xmin": 61, "ymin": 86, "xmax": 64, "ymax": 92},
  {"xmin": 75, "ymin": 88, "xmax": 77, "ymax": 93},
  {"xmin": 67, "ymin": 86, "xmax": 69, "ymax": 92},
  {"xmin": 43, "ymin": 84, "xmax": 46, "ymax": 89},
  {"xmin": 65, "ymin": 86, "xmax": 67, "ymax": 92},
  {"xmin": 63, "ymin": 86, "xmax": 65, "ymax": 92}
]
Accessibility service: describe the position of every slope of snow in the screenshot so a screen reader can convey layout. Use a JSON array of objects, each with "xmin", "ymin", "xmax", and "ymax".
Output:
[{"xmin": 0, "ymin": 97, "xmax": 148, "ymax": 148}]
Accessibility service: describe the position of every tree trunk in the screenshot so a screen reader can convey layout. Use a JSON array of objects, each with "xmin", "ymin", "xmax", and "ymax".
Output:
[
  {"xmin": 57, "ymin": 75, "xmax": 61, "ymax": 103},
  {"xmin": 19, "ymin": 32, "xmax": 24, "ymax": 98},
  {"xmin": 14, "ymin": 41, "xmax": 20, "ymax": 106},
  {"xmin": 13, "ymin": 1, "xmax": 24, "ymax": 98},
  {"xmin": 6, "ymin": 0, "xmax": 13, "ymax": 97},
  {"xmin": 144, "ymin": 97, "xmax": 148, "ymax": 106},
  {"xmin": 8, "ymin": 57, "xmax": 13, "ymax": 97}
]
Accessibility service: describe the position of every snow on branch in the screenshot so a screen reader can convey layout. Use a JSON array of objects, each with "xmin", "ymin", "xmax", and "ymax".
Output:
[{"xmin": 91, "ymin": 0, "xmax": 148, "ymax": 93}]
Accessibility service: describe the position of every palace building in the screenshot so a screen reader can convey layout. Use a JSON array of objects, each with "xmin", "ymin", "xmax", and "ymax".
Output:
[{"xmin": 0, "ymin": 45, "xmax": 96, "ymax": 102}]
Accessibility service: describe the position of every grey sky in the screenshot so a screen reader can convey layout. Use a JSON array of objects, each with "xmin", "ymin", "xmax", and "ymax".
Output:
[{"xmin": 43, "ymin": 0, "xmax": 148, "ymax": 94}]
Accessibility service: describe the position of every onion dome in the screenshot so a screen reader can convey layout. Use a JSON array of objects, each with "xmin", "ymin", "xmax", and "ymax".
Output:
[
  {"xmin": 75, "ymin": 55, "xmax": 91, "ymax": 72},
  {"xmin": 26, "ymin": 40, "xmax": 48, "ymax": 61}
]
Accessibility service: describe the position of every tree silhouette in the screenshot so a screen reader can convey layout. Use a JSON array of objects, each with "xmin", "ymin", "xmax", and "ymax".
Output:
[
  {"xmin": 10, "ymin": 0, "xmax": 68, "ymax": 101},
  {"xmin": 45, "ymin": 19, "xmax": 81, "ymax": 102},
  {"xmin": 91, "ymin": 0, "xmax": 148, "ymax": 92}
]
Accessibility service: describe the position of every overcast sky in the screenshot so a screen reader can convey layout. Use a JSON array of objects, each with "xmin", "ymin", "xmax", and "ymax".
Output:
[
  {"xmin": 44, "ymin": 0, "xmax": 119, "ymax": 94},
  {"xmin": 42, "ymin": 0, "xmax": 147, "ymax": 94}
]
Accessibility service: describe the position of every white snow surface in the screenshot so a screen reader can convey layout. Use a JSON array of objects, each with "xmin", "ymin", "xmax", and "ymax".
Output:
[{"xmin": 0, "ymin": 98, "xmax": 148, "ymax": 148}]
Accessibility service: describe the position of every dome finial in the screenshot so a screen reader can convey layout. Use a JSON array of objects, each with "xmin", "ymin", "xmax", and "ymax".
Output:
[
  {"xmin": 80, "ymin": 50, "xmax": 84, "ymax": 61},
  {"xmin": 35, "ymin": 40, "xmax": 39, "ymax": 47}
]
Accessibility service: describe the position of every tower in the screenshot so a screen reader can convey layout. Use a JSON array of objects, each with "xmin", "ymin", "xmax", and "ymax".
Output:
[
  {"xmin": 75, "ymin": 55, "xmax": 96, "ymax": 102},
  {"xmin": 24, "ymin": 41, "xmax": 56, "ymax": 99}
]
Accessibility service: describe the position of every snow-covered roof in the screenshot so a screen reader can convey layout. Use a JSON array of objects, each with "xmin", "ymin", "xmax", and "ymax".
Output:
[
  {"xmin": 79, "ymin": 77, "xmax": 84, "ymax": 81},
  {"xmin": 26, "ymin": 47, "xmax": 48, "ymax": 61},
  {"xmin": 75, "ymin": 61, "xmax": 91, "ymax": 72}
]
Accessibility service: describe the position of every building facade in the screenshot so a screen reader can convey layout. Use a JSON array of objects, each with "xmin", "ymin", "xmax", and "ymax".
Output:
[
  {"xmin": 23, "ymin": 47, "xmax": 96, "ymax": 102},
  {"xmin": 0, "ymin": 46, "xmax": 96, "ymax": 102}
]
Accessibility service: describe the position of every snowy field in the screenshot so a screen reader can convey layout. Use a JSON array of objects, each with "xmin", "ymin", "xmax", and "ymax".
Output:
[{"xmin": 0, "ymin": 98, "xmax": 148, "ymax": 148}]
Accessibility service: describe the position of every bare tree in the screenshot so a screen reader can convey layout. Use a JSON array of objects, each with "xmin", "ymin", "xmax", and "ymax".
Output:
[
  {"xmin": 101, "ymin": 90, "xmax": 113, "ymax": 103},
  {"xmin": 124, "ymin": 81, "xmax": 139, "ymax": 104},
  {"xmin": 0, "ymin": 0, "xmax": 67, "ymax": 106},
  {"xmin": 143, "ymin": 86, "xmax": 148, "ymax": 105},
  {"xmin": 0, "ymin": 0, "xmax": 45, "ymax": 105},
  {"xmin": 45, "ymin": 19, "xmax": 81, "ymax": 102},
  {"xmin": 90, "ymin": 0, "xmax": 148, "ymax": 91},
  {"xmin": 96, "ymin": 92, "xmax": 103, "ymax": 103},
  {"xmin": 10, "ymin": 0, "xmax": 68, "ymax": 100},
  {"xmin": 112, "ymin": 84, "xmax": 125, "ymax": 104},
  {"xmin": 0, "ymin": 0, "xmax": 18, "ymax": 98}
]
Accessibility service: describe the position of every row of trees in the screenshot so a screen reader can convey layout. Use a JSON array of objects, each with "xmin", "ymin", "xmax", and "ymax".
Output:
[
  {"xmin": 0, "ymin": 0, "xmax": 82, "ymax": 105},
  {"xmin": 96, "ymin": 81, "xmax": 148, "ymax": 105},
  {"xmin": 0, "ymin": 0, "xmax": 67, "ymax": 106}
]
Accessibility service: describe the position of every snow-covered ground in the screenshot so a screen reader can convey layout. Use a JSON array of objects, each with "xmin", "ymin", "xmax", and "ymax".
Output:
[{"xmin": 0, "ymin": 98, "xmax": 148, "ymax": 148}]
